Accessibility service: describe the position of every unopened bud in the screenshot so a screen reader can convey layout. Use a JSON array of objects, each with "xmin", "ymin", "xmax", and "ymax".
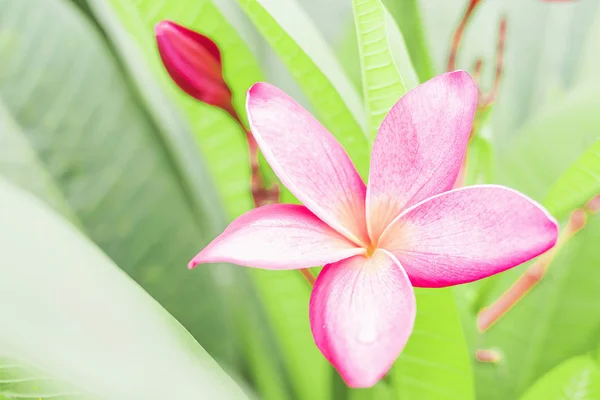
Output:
[{"xmin": 155, "ymin": 21, "xmax": 236, "ymax": 117}]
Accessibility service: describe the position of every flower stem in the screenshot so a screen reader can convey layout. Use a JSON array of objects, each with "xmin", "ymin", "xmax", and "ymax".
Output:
[
  {"xmin": 447, "ymin": 0, "xmax": 482, "ymax": 72},
  {"xmin": 230, "ymin": 110, "xmax": 279, "ymax": 207},
  {"xmin": 230, "ymin": 109, "xmax": 315, "ymax": 287},
  {"xmin": 477, "ymin": 202, "xmax": 596, "ymax": 332},
  {"xmin": 299, "ymin": 268, "xmax": 317, "ymax": 286},
  {"xmin": 480, "ymin": 17, "xmax": 507, "ymax": 108}
]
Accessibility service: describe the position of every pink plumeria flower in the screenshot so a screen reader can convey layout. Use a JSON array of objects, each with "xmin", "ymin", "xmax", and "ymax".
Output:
[{"xmin": 190, "ymin": 71, "xmax": 558, "ymax": 387}]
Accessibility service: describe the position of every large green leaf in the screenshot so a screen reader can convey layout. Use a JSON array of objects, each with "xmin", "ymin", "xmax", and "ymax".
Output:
[
  {"xmin": 0, "ymin": 179, "xmax": 246, "ymax": 400},
  {"xmin": 84, "ymin": 0, "xmax": 264, "ymax": 219},
  {"xmin": 0, "ymin": 101, "xmax": 76, "ymax": 222},
  {"xmin": 235, "ymin": 0, "xmax": 371, "ymax": 177},
  {"xmin": 0, "ymin": 0, "xmax": 235, "ymax": 365},
  {"xmin": 391, "ymin": 289, "xmax": 475, "ymax": 400},
  {"xmin": 544, "ymin": 139, "xmax": 600, "ymax": 219},
  {"xmin": 351, "ymin": 0, "xmax": 410, "ymax": 139},
  {"xmin": 520, "ymin": 356, "xmax": 600, "ymax": 400}
]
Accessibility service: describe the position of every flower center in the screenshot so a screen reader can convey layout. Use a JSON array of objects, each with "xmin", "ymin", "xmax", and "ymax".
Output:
[{"xmin": 365, "ymin": 245, "xmax": 377, "ymax": 257}]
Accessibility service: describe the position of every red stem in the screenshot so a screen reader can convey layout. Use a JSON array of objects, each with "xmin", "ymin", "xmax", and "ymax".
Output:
[{"xmin": 447, "ymin": 0, "xmax": 483, "ymax": 71}]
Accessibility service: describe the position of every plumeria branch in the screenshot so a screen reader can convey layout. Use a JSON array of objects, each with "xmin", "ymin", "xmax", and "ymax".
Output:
[
  {"xmin": 477, "ymin": 195, "xmax": 600, "ymax": 332},
  {"xmin": 229, "ymin": 111, "xmax": 279, "ymax": 207}
]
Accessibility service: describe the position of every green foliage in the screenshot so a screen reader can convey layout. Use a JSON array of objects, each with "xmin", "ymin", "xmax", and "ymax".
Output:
[
  {"xmin": 0, "ymin": 179, "xmax": 246, "ymax": 400},
  {"xmin": 520, "ymin": 356, "xmax": 600, "ymax": 400},
  {"xmin": 465, "ymin": 134, "xmax": 493, "ymax": 187},
  {"xmin": 250, "ymin": 270, "xmax": 330, "ymax": 400},
  {"xmin": 391, "ymin": 289, "xmax": 475, "ymax": 400},
  {"xmin": 0, "ymin": 0, "xmax": 234, "ymax": 366},
  {"xmin": 381, "ymin": 0, "xmax": 435, "ymax": 81},
  {"xmin": 544, "ymin": 139, "xmax": 600, "ymax": 219}
]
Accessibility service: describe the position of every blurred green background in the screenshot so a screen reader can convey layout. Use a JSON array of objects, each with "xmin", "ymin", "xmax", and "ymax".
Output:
[{"xmin": 1, "ymin": 0, "xmax": 599, "ymax": 399}]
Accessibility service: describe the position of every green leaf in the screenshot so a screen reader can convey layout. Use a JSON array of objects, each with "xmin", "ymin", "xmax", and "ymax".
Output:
[
  {"xmin": 352, "ymin": 0, "xmax": 408, "ymax": 140},
  {"xmin": 0, "ymin": 101, "xmax": 76, "ymax": 223},
  {"xmin": 249, "ymin": 269, "xmax": 330, "ymax": 400},
  {"xmin": 235, "ymin": 0, "xmax": 371, "ymax": 177},
  {"xmin": 84, "ymin": 0, "xmax": 264, "ymax": 219},
  {"xmin": 227, "ymin": 275, "xmax": 293, "ymax": 400},
  {"xmin": 520, "ymin": 356, "xmax": 600, "ymax": 400},
  {"xmin": 381, "ymin": 0, "xmax": 435, "ymax": 81},
  {"xmin": 349, "ymin": 381, "xmax": 394, "ymax": 400},
  {"xmin": 0, "ymin": 179, "xmax": 247, "ymax": 400},
  {"xmin": 390, "ymin": 288, "xmax": 475, "ymax": 400},
  {"xmin": 544, "ymin": 139, "xmax": 600, "ymax": 219},
  {"xmin": 465, "ymin": 131, "xmax": 494, "ymax": 186},
  {"xmin": 0, "ymin": 0, "xmax": 235, "ymax": 365},
  {"xmin": 384, "ymin": 6, "xmax": 420, "ymax": 91}
]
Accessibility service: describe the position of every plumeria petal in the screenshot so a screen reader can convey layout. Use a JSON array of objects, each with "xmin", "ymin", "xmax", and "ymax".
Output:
[
  {"xmin": 246, "ymin": 83, "xmax": 369, "ymax": 246},
  {"xmin": 366, "ymin": 71, "xmax": 478, "ymax": 242},
  {"xmin": 309, "ymin": 250, "xmax": 416, "ymax": 388},
  {"xmin": 378, "ymin": 185, "xmax": 559, "ymax": 288},
  {"xmin": 189, "ymin": 204, "xmax": 364, "ymax": 270}
]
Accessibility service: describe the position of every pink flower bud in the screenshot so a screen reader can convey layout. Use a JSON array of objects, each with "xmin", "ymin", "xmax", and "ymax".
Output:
[{"xmin": 155, "ymin": 21, "xmax": 235, "ymax": 117}]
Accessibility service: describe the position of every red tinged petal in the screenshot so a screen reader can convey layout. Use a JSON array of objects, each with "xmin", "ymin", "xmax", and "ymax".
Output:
[{"xmin": 155, "ymin": 21, "xmax": 234, "ymax": 115}]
